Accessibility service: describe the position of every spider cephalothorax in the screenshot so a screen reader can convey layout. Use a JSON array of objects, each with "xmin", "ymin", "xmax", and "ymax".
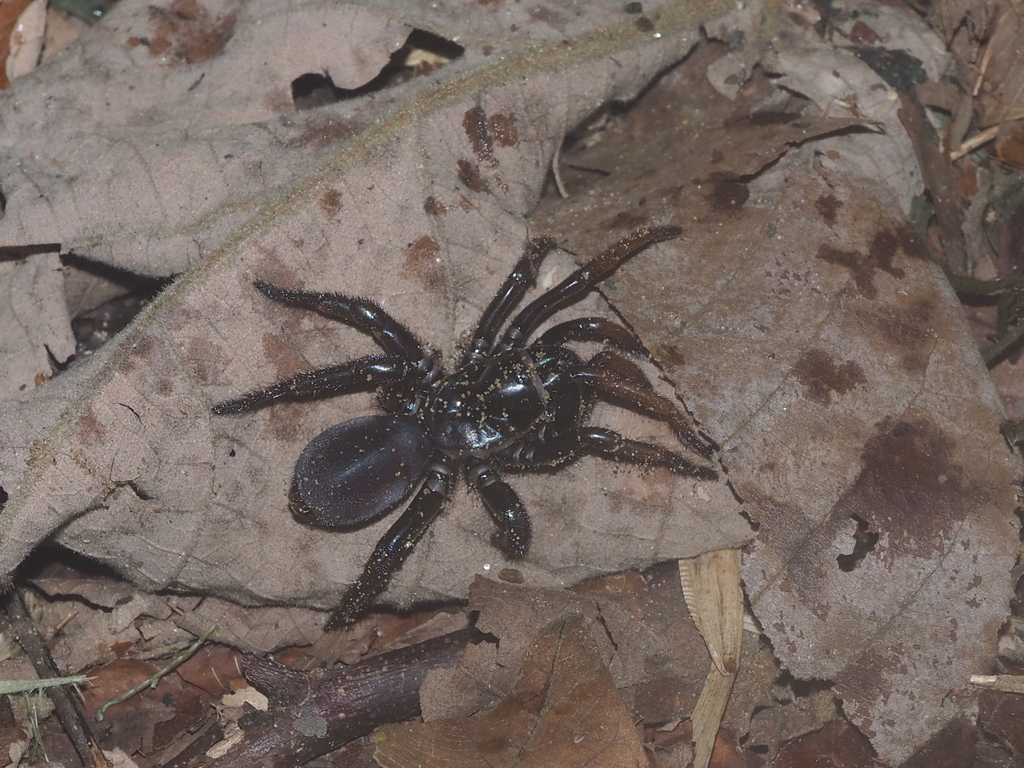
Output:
[{"xmin": 214, "ymin": 226, "xmax": 717, "ymax": 627}]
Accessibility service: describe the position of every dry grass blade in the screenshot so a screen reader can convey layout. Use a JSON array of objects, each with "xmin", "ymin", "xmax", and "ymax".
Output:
[{"xmin": 680, "ymin": 549, "xmax": 743, "ymax": 768}]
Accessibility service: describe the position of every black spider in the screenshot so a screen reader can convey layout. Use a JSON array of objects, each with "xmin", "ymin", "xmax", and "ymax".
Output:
[{"xmin": 213, "ymin": 226, "xmax": 717, "ymax": 628}]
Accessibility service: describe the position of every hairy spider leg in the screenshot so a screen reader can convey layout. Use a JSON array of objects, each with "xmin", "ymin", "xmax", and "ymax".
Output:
[
  {"xmin": 326, "ymin": 457, "xmax": 455, "ymax": 629},
  {"xmin": 460, "ymin": 236, "xmax": 557, "ymax": 366},
  {"xmin": 252, "ymin": 280, "xmax": 430, "ymax": 365},
  {"xmin": 465, "ymin": 460, "xmax": 531, "ymax": 559},
  {"xmin": 212, "ymin": 356, "xmax": 413, "ymax": 414},
  {"xmin": 496, "ymin": 353, "xmax": 718, "ymax": 481},
  {"xmin": 499, "ymin": 225, "xmax": 683, "ymax": 349},
  {"xmin": 512, "ymin": 427, "xmax": 719, "ymax": 481},
  {"xmin": 570, "ymin": 357, "xmax": 718, "ymax": 461},
  {"xmin": 536, "ymin": 317, "xmax": 648, "ymax": 357},
  {"xmin": 213, "ymin": 280, "xmax": 441, "ymax": 414},
  {"xmin": 582, "ymin": 349, "xmax": 654, "ymax": 388}
]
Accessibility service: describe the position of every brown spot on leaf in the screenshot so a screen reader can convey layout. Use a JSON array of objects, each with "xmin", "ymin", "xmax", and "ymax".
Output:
[
  {"xmin": 79, "ymin": 410, "xmax": 108, "ymax": 448},
  {"xmin": 288, "ymin": 115, "xmax": 359, "ymax": 150},
  {"xmin": 489, "ymin": 113, "xmax": 519, "ymax": 149},
  {"xmin": 772, "ymin": 419, "xmax": 978, "ymax": 623},
  {"xmin": 462, "ymin": 107, "xmax": 519, "ymax": 167},
  {"xmin": 423, "ymin": 196, "xmax": 447, "ymax": 216},
  {"xmin": 871, "ymin": 223, "xmax": 928, "ymax": 263},
  {"xmin": 118, "ymin": 336, "xmax": 154, "ymax": 376},
  {"xmin": 147, "ymin": 0, "xmax": 237, "ymax": 64},
  {"xmin": 840, "ymin": 417, "xmax": 966, "ymax": 562},
  {"xmin": 187, "ymin": 336, "xmax": 221, "ymax": 385},
  {"xmin": 816, "ymin": 226, "xmax": 914, "ymax": 298},
  {"xmin": 319, "ymin": 189, "xmax": 342, "ymax": 219},
  {"xmin": 849, "ymin": 20, "xmax": 880, "ymax": 45},
  {"xmin": 654, "ymin": 341, "xmax": 686, "ymax": 368},
  {"xmin": 404, "ymin": 236, "xmax": 443, "ymax": 291},
  {"xmin": 463, "ymin": 105, "xmax": 493, "ymax": 164},
  {"xmin": 498, "ymin": 568, "xmax": 524, "ymax": 584},
  {"xmin": 815, "ymin": 193, "xmax": 842, "ymax": 226},
  {"xmin": 257, "ymin": 335, "xmax": 309, "ymax": 444},
  {"xmin": 634, "ymin": 16, "xmax": 655, "ymax": 32},
  {"xmin": 864, "ymin": 297, "xmax": 936, "ymax": 374},
  {"xmin": 457, "ymin": 159, "xmax": 490, "ymax": 192},
  {"xmin": 792, "ymin": 349, "xmax": 866, "ymax": 405},
  {"xmin": 529, "ymin": 6, "xmax": 569, "ymax": 32},
  {"xmin": 705, "ymin": 179, "xmax": 748, "ymax": 213}
]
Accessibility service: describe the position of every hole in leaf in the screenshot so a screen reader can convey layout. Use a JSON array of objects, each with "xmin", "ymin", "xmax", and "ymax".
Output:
[
  {"xmin": 291, "ymin": 28, "xmax": 464, "ymax": 110},
  {"xmin": 836, "ymin": 514, "xmax": 879, "ymax": 572},
  {"xmin": 64, "ymin": 253, "xmax": 168, "ymax": 356}
]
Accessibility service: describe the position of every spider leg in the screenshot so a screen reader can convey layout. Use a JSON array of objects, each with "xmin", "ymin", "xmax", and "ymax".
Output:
[
  {"xmin": 461, "ymin": 237, "xmax": 557, "ymax": 366},
  {"xmin": 500, "ymin": 225, "xmax": 682, "ymax": 348},
  {"xmin": 536, "ymin": 317, "xmax": 647, "ymax": 357},
  {"xmin": 326, "ymin": 456, "xmax": 455, "ymax": 629},
  {"xmin": 505, "ymin": 426, "xmax": 718, "ymax": 481},
  {"xmin": 253, "ymin": 280, "xmax": 433, "ymax": 371},
  {"xmin": 466, "ymin": 460, "xmax": 531, "ymax": 559},
  {"xmin": 212, "ymin": 354, "xmax": 413, "ymax": 414},
  {"xmin": 571, "ymin": 353, "xmax": 718, "ymax": 460},
  {"xmin": 582, "ymin": 349, "xmax": 653, "ymax": 389}
]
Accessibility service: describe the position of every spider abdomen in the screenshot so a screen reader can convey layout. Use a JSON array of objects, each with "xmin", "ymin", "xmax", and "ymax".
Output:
[{"xmin": 289, "ymin": 415, "xmax": 433, "ymax": 529}]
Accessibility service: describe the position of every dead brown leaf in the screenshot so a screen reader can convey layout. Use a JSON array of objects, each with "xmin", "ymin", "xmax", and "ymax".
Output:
[
  {"xmin": 81, "ymin": 657, "xmax": 211, "ymax": 754},
  {"xmin": 421, "ymin": 575, "xmax": 712, "ymax": 724},
  {"xmin": 773, "ymin": 718, "xmax": 875, "ymax": 768},
  {"xmin": 976, "ymin": 3, "xmax": 1024, "ymax": 127},
  {"xmin": 374, "ymin": 614, "xmax": 647, "ymax": 768},
  {"xmin": 923, "ymin": 0, "xmax": 1024, "ymax": 128}
]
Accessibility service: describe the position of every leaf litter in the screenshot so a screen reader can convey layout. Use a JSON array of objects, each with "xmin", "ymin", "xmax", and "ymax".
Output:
[{"xmin": 0, "ymin": 0, "xmax": 1020, "ymax": 764}]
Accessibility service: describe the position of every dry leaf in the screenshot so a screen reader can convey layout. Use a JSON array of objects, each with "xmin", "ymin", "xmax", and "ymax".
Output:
[
  {"xmin": 0, "ymin": 0, "xmax": 36, "ymax": 88},
  {"xmin": 0, "ymin": 252, "xmax": 75, "ymax": 398},
  {"xmin": 976, "ymin": 4, "xmax": 1024, "ymax": 127},
  {"xmin": 5, "ymin": 0, "xmax": 45, "ymax": 84},
  {"xmin": 773, "ymin": 718, "xmax": 875, "ymax": 768},
  {"xmin": 679, "ymin": 549, "xmax": 743, "ymax": 676},
  {"xmin": 374, "ymin": 614, "xmax": 647, "ymax": 768},
  {"xmin": 680, "ymin": 549, "xmax": 744, "ymax": 768},
  {"xmin": 426, "ymin": 575, "xmax": 713, "ymax": 723}
]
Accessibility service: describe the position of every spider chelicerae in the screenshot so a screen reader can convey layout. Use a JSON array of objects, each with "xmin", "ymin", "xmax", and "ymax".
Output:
[{"xmin": 213, "ymin": 226, "xmax": 718, "ymax": 627}]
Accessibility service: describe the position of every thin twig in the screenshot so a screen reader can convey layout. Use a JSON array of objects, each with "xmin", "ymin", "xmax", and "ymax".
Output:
[
  {"xmin": 95, "ymin": 625, "xmax": 217, "ymax": 721},
  {"xmin": 3, "ymin": 591, "xmax": 107, "ymax": 768},
  {"xmin": 950, "ymin": 125, "xmax": 999, "ymax": 161}
]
